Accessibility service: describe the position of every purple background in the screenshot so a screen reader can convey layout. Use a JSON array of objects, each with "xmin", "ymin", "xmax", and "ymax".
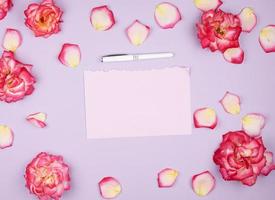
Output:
[{"xmin": 1, "ymin": 0, "xmax": 275, "ymax": 199}]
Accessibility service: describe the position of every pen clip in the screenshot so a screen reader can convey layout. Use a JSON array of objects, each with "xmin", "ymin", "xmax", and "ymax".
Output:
[{"xmin": 102, "ymin": 54, "xmax": 128, "ymax": 57}]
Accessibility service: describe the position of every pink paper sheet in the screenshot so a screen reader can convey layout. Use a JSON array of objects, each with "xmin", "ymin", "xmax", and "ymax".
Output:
[{"xmin": 84, "ymin": 67, "xmax": 192, "ymax": 139}]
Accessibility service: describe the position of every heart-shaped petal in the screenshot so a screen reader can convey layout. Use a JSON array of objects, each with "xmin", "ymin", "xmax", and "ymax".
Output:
[
  {"xmin": 238, "ymin": 7, "xmax": 257, "ymax": 33},
  {"xmin": 90, "ymin": 5, "xmax": 115, "ymax": 31},
  {"xmin": 259, "ymin": 25, "xmax": 275, "ymax": 53},
  {"xmin": 155, "ymin": 2, "xmax": 182, "ymax": 29},
  {"xmin": 223, "ymin": 47, "xmax": 244, "ymax": 64},
  {"xmin": 99, "ymin": 177, "xmax": 122, "ymax": 199},
  {"xmin": 242, "ymin": 113, "xmax": 265, "ymax": 137},
  {"xmin": 193, "ymin": 0, "xmax": 222, "ymax": 12},
  {"xmin": 126, "ymin": 20, "xmax": 150, "ymax": 46},
  {"xmin": 0, "ymin": 125, "xmax": 14, "ymax": 149},
  {"xmin": 194, "ymin": 108, "xmax": 217, "ymax": 129},
  {"xmin": 58, "ymin": 43, "xmax": 81, "ymax": 68},
  {"xmin": 26, "ymin": 112, "xmax": 47, "ymax": 128},
  {"xmin": 157, "ymin": 168, "xmax": 179, "ymax": 188},
  {"xmin": 192, "ymin": 171, "xmax": 216, "ymax": 197},
  {"xmin": 2, "ymin": 28, "xmax": 22, "ymax": 52},
  {"xmin": 220, "ymin": 92, "xmax": 241, "ymax": 115}
]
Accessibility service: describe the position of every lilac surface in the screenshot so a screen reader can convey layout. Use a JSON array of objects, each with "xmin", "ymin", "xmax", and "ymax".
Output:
[{"xmin": 0, "ymin": 0, "xmax": 275, "ymax": 199}]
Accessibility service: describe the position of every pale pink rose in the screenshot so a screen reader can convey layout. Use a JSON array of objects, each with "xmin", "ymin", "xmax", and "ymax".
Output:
[
  {"xmin": 0, "ymin": 51, "xmax": 35, "ymax": 103},
  {"xmin": 0, "ymin": 0, "xmax": 13, "ymax": 20},
  {"xmin": 24, "ymin": 0, "xmax": 63, "ymax": 38},
  {"xmin": 25, "ymin": 152, "xmax": 71, "ymax": 200}
]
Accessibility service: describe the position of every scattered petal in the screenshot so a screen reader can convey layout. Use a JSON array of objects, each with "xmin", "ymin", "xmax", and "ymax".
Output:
[
  {"xmin": 259, "ymin": 25, "xmax": 275, "ymax": 53},
  {"xmin": 0, "ymin": 125, "xmax": 14, "ymax": 149},
  {"xmin": 261, "ymin": 151, "xmax": 275, "ymax": 176},
  {"xmin": 154, "ymin": 2, "xmax": 182, "ymax": 29},
  {"xmin": 126, "ymin": 20, "xmax": 150, "ymax": 46},
  {"xmin": 194, "ymin": 108, "xmax": 217, "ymax": 129},
  {"xmin": 90, "ymin": 5, "xmax": 115, "ymax": 31},
  {"xmin": 26, "ymin": 112, "xmax": 47, "ymax": 128},
  {"xmin": 220, "ymin": 92, "xmax": 241, "ymax": 115},
  {"xmin": 2, "ymin": 28, "xmax": 22, "ymax": 52},
  {"xmin": 99, "ymin": 177, "xmax": 122, "ymax": 199},
  {"xmin": 192, "ymin": 171, "xmax": 216, "ymax": 197},
  {"xmin": 157, "ymin": 168, "xmax": 179, "ymax": 188},
  {"xmin": 223, "ymin": 47, "xmax": 244, "ymax": 64},
  {"xmin": 58, "ymin": 43, "xmax": 81, "ymax": 68},
  {"xmin": 242, "ymin": 113, "xmax": 265, "ymax": 137},
  {"xmin": 238, "ymin": 7, "xmax": 257, "ymax": 33},
  {"xmin": 193, "ymin": 0, "xmax": 222, "ymax": 12}
]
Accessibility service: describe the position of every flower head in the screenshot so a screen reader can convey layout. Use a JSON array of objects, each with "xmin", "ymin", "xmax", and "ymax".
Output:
[
  {"xmin": 0, "ymin": 0, "xmax": 13, "ymax": 20},
  {"xmin": 0, "ymin": 51, "xmax": 35, "ymax": 103},
  {"xmin": 25, "ymin": 152, "xmax": 71, "ymax": 200},
  {"xmin": 197, "ymin": 9, "xmax": 242, "ymax": 52},
  {"xmin": 213, "ymin": 131, "xmax": 267, "ymax": 186},
  {"xmin": 24, "ymin": 0, "xmax": 63, "ymax": 38}
]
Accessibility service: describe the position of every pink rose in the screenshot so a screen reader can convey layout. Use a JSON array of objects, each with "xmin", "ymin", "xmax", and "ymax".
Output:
[
  {"xmin": 0, "ymin": 51, "xmax": 35, "ymax": 103},
  {"xmin": 213, "ymin": 131, "xmax": 267, "ymax": 186},
  {"xmin": 196, "ymin": 9, "xmax": 242, "ymax": 53},
  {"xmin": 0, "ymin": 0, "xmax": 13, "ymax": 20},
  {"xmin": 25, "ymin": 152, "xmax": 71, "ymax": 200},
  {"xmin": 24, "ymin": 0, "xmax": 63, "ymax": 38}
]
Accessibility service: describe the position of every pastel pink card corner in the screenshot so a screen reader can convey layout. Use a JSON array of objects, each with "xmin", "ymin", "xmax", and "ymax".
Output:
[{"xmin": 84, "ymin": 67, "xmax": 192, "ymax": 139}]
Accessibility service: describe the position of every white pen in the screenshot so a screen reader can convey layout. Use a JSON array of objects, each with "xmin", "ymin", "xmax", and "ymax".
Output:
[{"xmin": 101, "ymin": 52, "xmax": 174, "ymax": 63}]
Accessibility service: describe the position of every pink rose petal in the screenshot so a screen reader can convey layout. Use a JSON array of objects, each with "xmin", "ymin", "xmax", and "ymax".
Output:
[
  {"xmin": 194, "ymin": 0, "xmax": 222, "ymax": 12},
  {"xmin": 58, "ymin": 43, "xmax": 81, "ymax": 68},
  {"xmin": 2, "ymin": 28, "xmax": 22, "ymax": 52},
  {"xmin": 194, "ymin": 108, "xmax": 217, "ymax": 129},
  {"xmin": 154, "ymin": 2, "xmax": 182, "ymax": 29},
  {"xmin": 238, "ymin": 7, "xmax": 257, "ymax": 33},
  {"xmin": 220, "ymin": 92, "xmax": 241, "ymax": 115},
  {"xmin": 223, "ymin": 47, "xmax": 244, "ymax": 64},
  {"xmin": 26, "ymin": 112, "xmax": 47, "ymax": 128},
  {"xmin": 90, "ymin": 5, "xmax": 115, "ymax": 31},
  {"xmin": 126, "ymin": 20, "xmax": 150, "ymax": 46},
  {"xmin": 0, "ymin": 125, "xmax": 14, "ymax": 149},
  {"xmin": 99, "ymin": 177, "xmax": 122, "ymax": 199},
  {"xmin": 261, "ymin": 151, "xmax": 275, "ymax": 176},
  {"xmin": 259, "ymin": 25, "xmax": 275, "ymax": 53},
  {"xmin": 192, "ymin": 171, "xmax": 216, "ymax": 197},
  {"xmin": 157, "ymin": 168, "xmax": 179, "ymax": 188},
  {"xmin": 242, "ymin": 113, "xmax": 265, "ymax": 137}
]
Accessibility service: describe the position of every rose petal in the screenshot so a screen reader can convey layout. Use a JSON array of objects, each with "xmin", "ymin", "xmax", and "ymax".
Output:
[
  {"xmin": 90, "ymin": 5, "xmax": 115, "ymax": 31},
  {"xmin": 241, "ymin": 175, "xmax": 257, "ymax": 186},
  {"xmin": 26, "ymin": 112, "xmax": 47, "ymax": 128},
  {"xmin": 193, "ymin": 0, "xmax": 222, "ymax": 12},
  {"xmin": 58, "ymin": 43, "xmax": 81, "ymax": 68},
  {"xmin": 99, "ymin": 177, "xmax": 122, "ymax": 199},
  {"xmin": 126, "ymin": 20, "xmax": 150, "ymax": 46},
  {"xmin": 238, "ymin": 7, "xmax": 257, "ymax": 33},
  {"xmin": 157, "ymin": 168, "xmax": 179, "ymax": 188},
  {"xmin": 192, "ymin": 171, "xmax": 215, "ymax": 197},
  {"xmin": 0, "ymin": 125, "xmax": 14, "ymax": 149},
  {"xmin": 261, "ymin": 151, "xmax": 275, "ymax": 176},
  {"xmin": 223, "ymin": 47, "xmax": 244, "ymax": 64},
  {"xmin": 220, "ymin": 92, "xmax": 241, "ymax": 115},
  {"xmin": 242, "ymin": 113, "xmax": 265, "ymax": 137},
  {"xmin": 259, "ymin": 25, "xmax": 275, "ymax": 53},
  {"xmin": 2, "ymin": 28, "xmax": 22, "ymax": 52},
  {"xmin": 194, "ymin": 108, "xmax": 217, "ymax": 129},
  {"xmin": 154, "ymin": 2, "xmax": 182, "ymax": 29}
]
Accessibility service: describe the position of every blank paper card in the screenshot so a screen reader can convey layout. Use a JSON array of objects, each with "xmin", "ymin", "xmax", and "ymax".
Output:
[{"xmin": 84, "ymin": 67, "xmax": 192, "ymax": 139}]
